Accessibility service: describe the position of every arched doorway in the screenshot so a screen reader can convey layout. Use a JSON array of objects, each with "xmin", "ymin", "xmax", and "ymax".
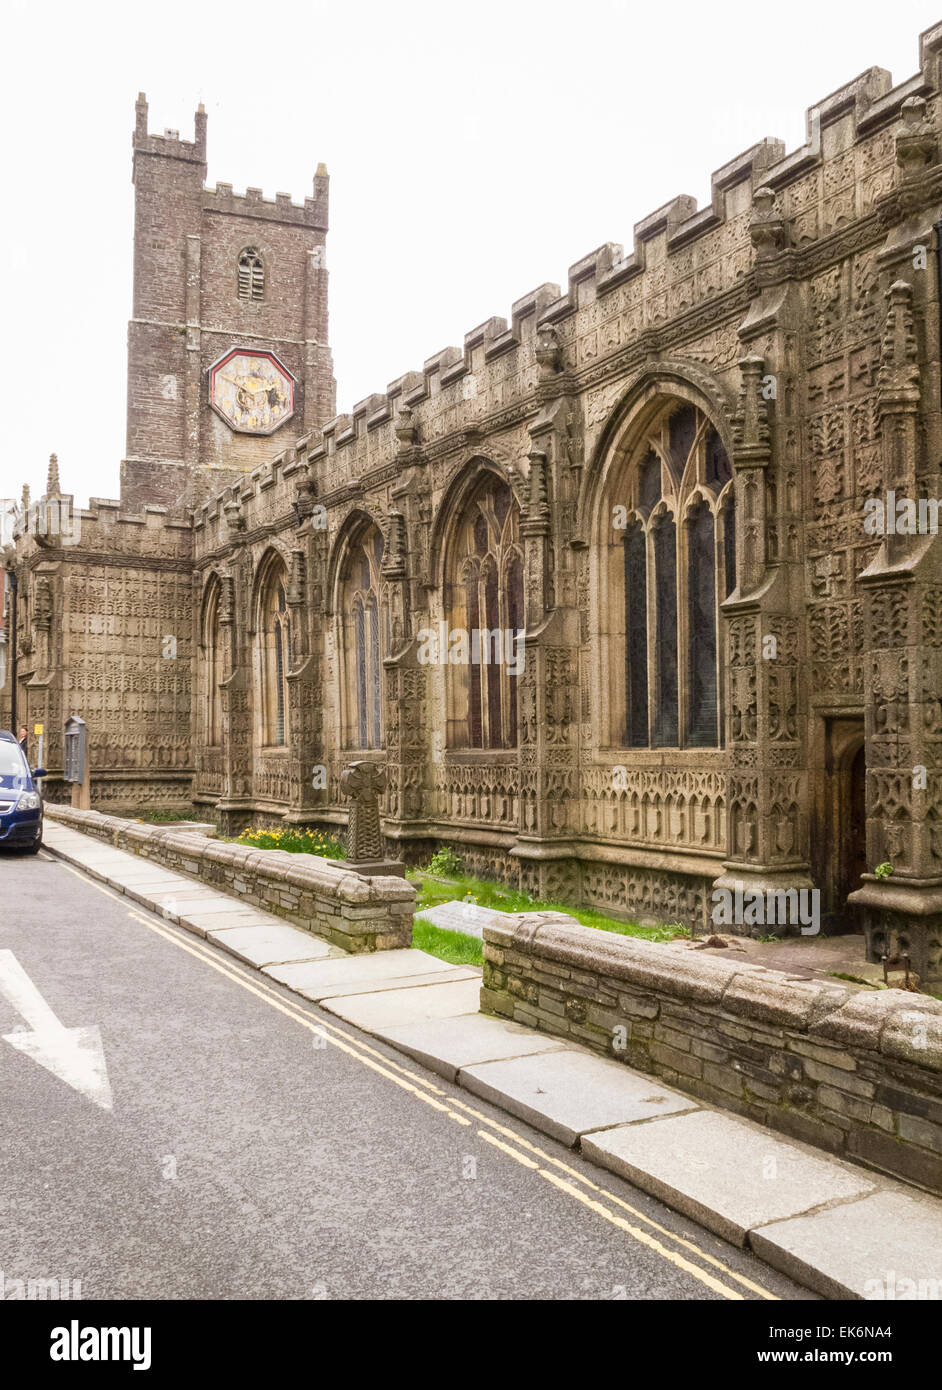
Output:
[{"xmin": 816, "ymin": 718, "xmax": 867, "ymax": 933}]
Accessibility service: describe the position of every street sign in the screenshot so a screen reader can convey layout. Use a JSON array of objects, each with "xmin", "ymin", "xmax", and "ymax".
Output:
[{"xmin": 33, "ymin": 723, "xmax": 43, "ymax": 737}]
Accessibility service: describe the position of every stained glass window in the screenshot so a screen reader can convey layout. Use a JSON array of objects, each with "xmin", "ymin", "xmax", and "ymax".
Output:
[
  {"xmin": 687, "ymin": 501, "xmax": 717, "ymax": 746},
  {"xmin": 258, "ymin": 564, "xmax": 290, "ymax": 746},
  {"xmin": 202, "ymin": 578, "xmax": 223, "ymax": 747},
  {"xmin": 273, "ymin": 623, "xmax": 285, "ymax": 745},
  {"xmin": 653, "ymin": 518, "xmax": 678, "ymax": 746},
  {"xmin": 368, "ymin": 593, "xmax": 381, "ymax": 748},
  {"xmin": 623, "ymin": 523, "xmax": 648, "ymax": 747},
  {"xmin": 342, "ymin": 526, "xmax": 385, "ymax": 749},
  {"xmin": 446, "ymin": 475, "xmax": 523, "ymax": 749},
  {"xmin": 611, "ymin": 400, "xmax": 733, "ymax": 749},
  {"xmin": 723, "ymin": 502, "xmax": 737, "ymax": 599},
  {"xmin": 354, "ymin": 600, "xmax": 367, "ymax": 748}
]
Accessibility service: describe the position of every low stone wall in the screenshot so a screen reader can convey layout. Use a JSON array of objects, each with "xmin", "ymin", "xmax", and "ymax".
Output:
[
  {"xmin": 481, "ymin": 913, "xmax": 942, "ymax": 1194},
  {"xmin": 46, "ymin": 804, "xmax": 414, "ymax": 953}
]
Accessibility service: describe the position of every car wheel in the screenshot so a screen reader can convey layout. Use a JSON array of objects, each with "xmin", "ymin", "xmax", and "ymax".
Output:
[{"xmin": 24, "ymin": 840, "xmax": 41, "ymax": 855}]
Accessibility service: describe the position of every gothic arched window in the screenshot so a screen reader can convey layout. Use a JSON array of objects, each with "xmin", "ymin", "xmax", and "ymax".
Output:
[
  {"xmin": 601, "ymin": 398, "xmax": 735, "ymax": 750},
  {"xmin": 201, "ymin": 577, "xmax": 223, "ymax": 747},
  {"xmin": 257, "ymin": 559, "xmax": 291, "ymax": 746},
  {"xmin": 445, "ymin": 474, "xmax": 523, "ymax": 749},
  {"xmin": 237, "ymin": 247, "xmax": 265, "ymax": 301},
  {"xmin": 340, "ymin": 526, "xmax": 385, "ymax": 749}
]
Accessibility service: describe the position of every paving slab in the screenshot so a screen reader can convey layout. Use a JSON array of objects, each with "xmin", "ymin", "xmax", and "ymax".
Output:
[
  {"xmin": 176, "ymin": 908, "xmax": 269, "ymax": 938},
  {"xmin": 581, "ymin": 1109, "xmax": 876, "ymax": 1246},
  {"xmin": 124, "ymin": 883, "xmax": 209, "ymax": 909},
  {"xmin": 106, "ymin": 868, "xmax": 192, "ymax": 883},
  {"xmin": 320, "ymin": 977, "xmax": 482, "ymax": 1030},
  {"xmin": 749, "ymin": 1190, "xmax": 942, "ymax": 1299},
  {"xmin": 157, "ymin": 896, "xmax": 260, "ymax": 915},
  {"xmin": 264, "ymin": 948, "xmax": 467, "ymax": 999},
  {"xmin": 58, "ymin": 849, "xmax": 125, "ymax": 864},
  {"xmin": 460, "ymin": 1050, "xmax": 698, "ymax": 1147},
  {"xmin": 416, "ymin": 902, "xmax": 514, "ymax": 940},
  {"xmin": 376, "ymin": 1012, "xmax": 570, "ymax": 1082},
  {"xmin": 204, "ymin": 922, "xmax": 332, "ymax": 968},
  {"xmin": 107, "ymin": 867, "xmax": 187, "ymax": 883},
  {"xmin": 120, "ymin": 880, "xmax": 198, "ymax": 900},
  {"xmin": 144, "ymin": 885, "xmax": 223, "ymax": 900},
  {"xmin": 145, "ymin": 893, "xmax": 237, "ymax": 914},
  {"xmin": 42, "ymin": 829, "xmax": 92, "ymax": 845}
]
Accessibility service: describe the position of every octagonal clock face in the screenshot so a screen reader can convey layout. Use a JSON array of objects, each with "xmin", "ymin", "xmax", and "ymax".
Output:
[{"xmin": 209, "ymin": 349, "xmax": 295, "ymax": 435}]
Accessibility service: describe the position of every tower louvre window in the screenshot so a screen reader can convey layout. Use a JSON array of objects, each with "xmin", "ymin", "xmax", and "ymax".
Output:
[{"xmin": 237, "ymin": 248, "xmax": 264, "ymax": 301}]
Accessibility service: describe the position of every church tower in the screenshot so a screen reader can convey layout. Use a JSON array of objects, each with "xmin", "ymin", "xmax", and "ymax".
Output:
[{"xmin": 123, "ymin": 95, "xmax": 335, "ymax": 510}]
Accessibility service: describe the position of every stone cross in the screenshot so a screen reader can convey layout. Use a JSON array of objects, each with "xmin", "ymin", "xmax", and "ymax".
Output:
[
  {"xmin": 331, "ymin": 761, "xmax": 405, "ymax": 878},
  {"xmin": 341, "ymin": 761, "xmax": 386, "ymax": 862}
]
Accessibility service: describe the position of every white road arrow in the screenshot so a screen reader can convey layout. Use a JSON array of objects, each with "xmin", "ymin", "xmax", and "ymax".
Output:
[{"xmin": 0, "ymin": 950, "xmax": 112, "ymax": 1110}]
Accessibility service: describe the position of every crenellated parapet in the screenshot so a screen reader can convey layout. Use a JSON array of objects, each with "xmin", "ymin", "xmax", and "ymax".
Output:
[
  {"xmin": 181, "ymin": 22, "xmax": 942, "ymax": 538},
  {"xmin": 203, "ymin": 178, "xmax": 328, "ymax": 230}
]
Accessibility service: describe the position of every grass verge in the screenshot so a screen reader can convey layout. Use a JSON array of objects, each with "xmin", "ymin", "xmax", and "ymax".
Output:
[
  {"xmin": 411, "ymin": 916, "xmax": 483, "ymax": 967},
  {"xmin": 408, "ymin": 870, "xmax": 689, "ymax": 947}
]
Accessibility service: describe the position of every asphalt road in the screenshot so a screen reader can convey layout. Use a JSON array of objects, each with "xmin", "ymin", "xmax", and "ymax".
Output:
[{"xmin": 0, "ymin": 849, "xmax": 815, "ymax": 1301}]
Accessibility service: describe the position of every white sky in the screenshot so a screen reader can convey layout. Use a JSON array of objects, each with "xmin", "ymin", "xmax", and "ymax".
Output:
[{"xmin": 3, "ymin": 0, "xmax": 939, "ymax": 507}]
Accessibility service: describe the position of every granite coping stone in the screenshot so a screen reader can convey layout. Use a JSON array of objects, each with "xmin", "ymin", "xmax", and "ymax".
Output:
[
  {"xmin": 45, "ymin": 804, "xmax": 415, "ymax": 907},
  {"xmin": 484, "ymin": 912, "xmax": 942, "ymax": 1071},
  {"xmin": 809, "ymin": 988, "xmax": 935, "ymax": 1048}
]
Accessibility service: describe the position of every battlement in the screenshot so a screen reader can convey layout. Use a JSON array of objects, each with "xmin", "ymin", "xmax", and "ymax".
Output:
[
  {"xmin": 203, "ymin": 166, "xmax": 329, "ymax": 230},
  {"xmin": 14, "ymin": 486, "xmax": 193, "ymax": 565},
  {"xmin": 192, "ymin": 447, "xmax": 308, "ymax": 532},
  {"xmin": 133, "ymin": 92, "xmax": 206, "ymax": 170},
  {"xmin": 189, "ymin": 18, "xmax": 942, "ymax": 519},
  {"xmin": 133, "ymin": 94, "xmax": 328, "ymax": 229},
  {"xmin": 79, "ymin": 497, "xmax": 193, "ymax": 532}
]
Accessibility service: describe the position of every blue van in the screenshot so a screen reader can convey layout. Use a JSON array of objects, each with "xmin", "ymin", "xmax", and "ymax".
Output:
[{"xmin": 0, "ymin": 731, "xmax": 47, "ymax": 854}]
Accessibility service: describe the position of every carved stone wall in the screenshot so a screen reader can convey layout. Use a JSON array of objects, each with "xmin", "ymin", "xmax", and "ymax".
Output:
[{"xmin": 13, "ymin": 26, "xmax": 942, "ymax": 954}]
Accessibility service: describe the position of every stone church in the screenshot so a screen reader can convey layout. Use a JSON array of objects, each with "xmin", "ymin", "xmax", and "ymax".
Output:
[{"xmin": 8, "ymin": 26, "xmax": 942, "ymax": 977}]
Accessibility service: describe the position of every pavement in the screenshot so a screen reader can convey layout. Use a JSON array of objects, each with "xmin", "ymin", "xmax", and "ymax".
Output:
[
  {"xmin": 0, "ymin": 838, "xmax": 810, "ymax": 1303},
  {"xmin": 33, "ymin": 819, "xmax": 942, "ymax": 1300}
]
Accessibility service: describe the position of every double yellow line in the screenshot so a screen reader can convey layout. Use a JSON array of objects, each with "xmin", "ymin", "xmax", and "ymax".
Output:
[{"xmin": 61, "ymin": 862, "xmax": 780, "ymax": 1302}]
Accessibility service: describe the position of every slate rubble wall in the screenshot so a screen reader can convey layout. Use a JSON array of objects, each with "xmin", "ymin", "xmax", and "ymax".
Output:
[
  {"xmin": 481, "ymin": 912, "xmax": 942, "ymax": 1193},
  {"xmin": 46, "ymin": 804, "xmax": 413, "ymax": 953}
]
